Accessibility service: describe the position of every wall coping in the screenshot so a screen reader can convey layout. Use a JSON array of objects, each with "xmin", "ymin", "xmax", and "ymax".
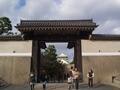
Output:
[{"xmin": 0, "ymin": 52, "xmax": 120, "ymax": 57}]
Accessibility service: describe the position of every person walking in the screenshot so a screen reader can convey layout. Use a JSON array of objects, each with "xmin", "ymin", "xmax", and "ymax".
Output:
[
  {"xmin": 30, "ymin": 73, "xmax": 35, "ymax": 90},
  {"xmin": 67, "ymin": 71, "xmax": 73, "ymax": 90},
  {"xmin": 73, "ymin": 68, "xmax": 80, "ymax": 90},
  {"xmin": 87, "ymin": 69, "xmax": 94, "ymax": 87},
  {"xmin": 41, "ymin": 70, "xmax": 47, "ymax": 90},
  {"xmin": 43, "ymin": 80, "xmax": 47, "ymax": 90},
  {"xmin": 70, "ymin": 66, "xmax": 74, "ymax": 88}
]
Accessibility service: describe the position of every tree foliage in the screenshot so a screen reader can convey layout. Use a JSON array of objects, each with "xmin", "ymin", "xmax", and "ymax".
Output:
[
  {"xmin": 0, "ymin": 17, "xmax": 12, "ymax": 35},
  {"xmin": 42, "ymin": 45, "xmax": 66, "ymax": 82},
  {"xmin": 43, "ymin": 45, "xmax": 57, "ymax": 61}
]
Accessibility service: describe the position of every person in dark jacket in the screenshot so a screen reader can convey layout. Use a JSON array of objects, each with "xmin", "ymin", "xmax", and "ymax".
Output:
[
  {"xmin": 30, "ymin": 73, "xmax": 35, "ymax": 90},
  {"xmin": 87, "ymin": 69, "xmax": 94, "ymax": 87}
]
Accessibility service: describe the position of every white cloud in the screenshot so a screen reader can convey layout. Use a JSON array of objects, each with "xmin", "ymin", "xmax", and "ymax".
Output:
[
  {"xmin": 58, "ymin": 0, "xmax": 95, "ymax": 19},
  {"xmin": 19, "ymin": 0, "xmax": 58, "ymax": 19},
  {"xmin": 0, "ymin": 0, "xmax": 120, "ymax": 59},
  {"xmin": 112, "ymin": 27, "xmax": 120, "ymax": 34},
  {"xmin": 57, "ymin": 0, "xmax": 120, "ymax": 34},
  {"xmin": 1, "ymin": 0, "xmax": 120, "ymax": 34},
  {"xmin": 0, "ymin": 0, "xmax": 17, "ymax": 16},
  {"xmin": 93, "ymin": 19, "xmax": 120, "ymax": 34}
]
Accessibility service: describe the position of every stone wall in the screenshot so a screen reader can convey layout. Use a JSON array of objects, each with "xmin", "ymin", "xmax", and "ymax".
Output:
[
  {"xmin": 82, "ymin": 55, "xmax": 120, "ymax": 84},
  {"xmin": 0, "ymin": 56, "xmax": 31, "ymax": 85},
  {"xmin": 0, "ymin": 55, "xmax": 120, "ymax": 85}
]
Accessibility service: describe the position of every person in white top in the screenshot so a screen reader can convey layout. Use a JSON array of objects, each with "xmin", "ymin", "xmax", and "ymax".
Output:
[
  {"xmin": 67, "ymin": 67, "xmax": 74, "ymax": 90},
  {"xmin": 72, "ymin": 68, "xmax": 80, "ymax": 90},
  {"xmin": 87, "ymin": 69, "xmax": 94, "ymax": 87}
]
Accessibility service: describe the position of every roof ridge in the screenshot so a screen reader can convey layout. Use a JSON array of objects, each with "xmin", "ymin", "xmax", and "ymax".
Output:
[{"xmin": 21, "ymin": 19, "xmax": 93, "ymax": 22}]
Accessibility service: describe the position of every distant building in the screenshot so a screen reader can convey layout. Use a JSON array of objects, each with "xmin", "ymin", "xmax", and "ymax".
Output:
[{"xmin": 57, "ymin": 53, "xmax": 69, "ymax": 64}]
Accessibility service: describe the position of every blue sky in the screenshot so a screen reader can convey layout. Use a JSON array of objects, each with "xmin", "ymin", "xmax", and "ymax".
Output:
[
  {"xmin": 15, "ymin": 0, "xmax": 26, "ymax": 9},
  {"xmin": 0, "ymin": 0, "xmax": 120, "ymax": 60}
]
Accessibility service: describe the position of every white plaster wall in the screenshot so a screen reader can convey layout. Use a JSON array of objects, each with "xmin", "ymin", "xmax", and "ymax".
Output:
[
  {"xmin": 82, "ymin": 40, "xmax": 120, "ymax": 53},
  {"xmin": 0, "ymin": 56, "xmax": 31, "ymax": 85},
  {"xmin": 82, "ymin": 55, "xmax": 120, "ymax": 84},
  {"xmin": 0, "ymin": 41, "xmax": 32, "ymax": 53}
]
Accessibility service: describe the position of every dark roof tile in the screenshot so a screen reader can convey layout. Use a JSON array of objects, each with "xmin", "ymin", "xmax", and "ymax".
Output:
[
  {"xmin": 17, "ymin": 19, "xmax": 97, "ymax": 27},
  {"xmin": 91, "ymin": 34, "xmax": 120, "ymax": 41},
  {"xmin": 0, "ymin": 35, "xmax": 23, "ymax": 41}
]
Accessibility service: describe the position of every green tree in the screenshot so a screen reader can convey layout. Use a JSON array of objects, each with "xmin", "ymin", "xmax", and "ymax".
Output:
[
  {"xmin": 43, "ymin": 45, "xmax": 57, "ymax": 61},
  {"xmin": 43, "ymin": 45, "xmax": 57, "ymax": 78},
  {"xmin": 43, "ymin": 45, "xmax": 66, "ymax": 82},
  {"xmin": 0, "ymin": 17, "xmax": 12, "ymax": 35}
]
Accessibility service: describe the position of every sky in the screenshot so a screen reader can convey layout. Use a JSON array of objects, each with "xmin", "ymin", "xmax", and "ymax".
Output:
[{"xmin": 0, "ymin": 0, "xmax": 120, "ymax": 60}]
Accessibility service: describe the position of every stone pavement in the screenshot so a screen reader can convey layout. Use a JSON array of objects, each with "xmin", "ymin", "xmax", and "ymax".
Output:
[{"xmin": 0, "ymin": 83, "xmax": 120, "ymax": 90}]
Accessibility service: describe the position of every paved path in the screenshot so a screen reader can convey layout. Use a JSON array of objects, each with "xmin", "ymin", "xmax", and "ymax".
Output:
[{"xmin": 0, "ymin": 83, "xmax": 120, "ymax": 90}]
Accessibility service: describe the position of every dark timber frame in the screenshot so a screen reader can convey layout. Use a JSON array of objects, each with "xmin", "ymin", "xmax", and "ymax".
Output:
[{"xmin": 16, "ymin": 19, "xmax": 98, "ymax": 82}]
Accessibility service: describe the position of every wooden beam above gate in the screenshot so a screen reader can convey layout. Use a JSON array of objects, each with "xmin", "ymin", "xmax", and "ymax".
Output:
[{"xmin": 15, "ymin": 19, "xmax": 98, "ymax": 41}]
